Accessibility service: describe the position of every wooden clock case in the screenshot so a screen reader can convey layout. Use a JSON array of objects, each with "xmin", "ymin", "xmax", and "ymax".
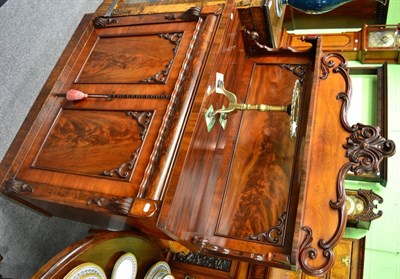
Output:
[{"xmin": 359, "ymin": 24, "xmax": 400, "ymax": 64}]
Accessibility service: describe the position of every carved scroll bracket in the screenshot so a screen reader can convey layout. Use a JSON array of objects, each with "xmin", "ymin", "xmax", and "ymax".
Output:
[
  {"xmin": 244, "ymin": 31, "xmax": 317, "ymax": 55},
  {"xmin": 247, "ymin": 211, "xmax": 287, "ymax": 246},
  {"xmin": 299, "ymin": 52, "xmax": 396, "ymax": 277},
  {"xmin": 280, "ymin": 64, "xmax": 307, "ymax": 86}
]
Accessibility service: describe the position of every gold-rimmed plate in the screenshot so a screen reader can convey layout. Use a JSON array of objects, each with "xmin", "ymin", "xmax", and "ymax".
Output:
[
  {"xmin": 64, "ymin": 262, "xmax": 106, "ymax": 279},
  {"xmin": 111, "ymin": 252, "xmax": 138, "ymax": 279},
  {"xmin": 144, "ymin": 261, "xmax": 172, "ymax": 279}
]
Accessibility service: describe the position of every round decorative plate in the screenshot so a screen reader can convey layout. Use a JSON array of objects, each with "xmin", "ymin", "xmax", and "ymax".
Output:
[
  {"xmin": 64, "ymin": 262, "xmax": 106, "ymax": 279},
  {"xmin": 144, "ymin": 261, "xmax": 172, "ymax": 279},
  {"xmin": 111, "ymin": 252, "xmax": 138, "ymax": 279}
]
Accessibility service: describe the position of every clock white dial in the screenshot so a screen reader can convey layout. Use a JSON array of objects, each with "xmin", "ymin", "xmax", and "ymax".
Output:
[{"xmin": 368, "ymin": 31, "xmax": 395, "ymax": 48}]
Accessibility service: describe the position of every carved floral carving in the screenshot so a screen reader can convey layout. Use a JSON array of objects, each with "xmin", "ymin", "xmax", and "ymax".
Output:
[{"xmin": 344, "ymin": 124, "xmax": 395, "ymax": 174}]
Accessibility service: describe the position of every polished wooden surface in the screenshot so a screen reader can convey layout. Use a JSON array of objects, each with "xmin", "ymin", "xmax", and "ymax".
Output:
[
  {"xmin": 158, "ymin": 7, "xmax": 352, "ymax": 273},
  {"xmin": 0, "ymin": 1, "xmax": 395, "ymax": 277},
  {"xmin": 215, "ymin": 63, "xmax": 298, "ymax": 239},
  {"xmin": 236, "ymin": 0, "xmax": 285, "ymax": 47},
  {"xmin": 281, "ymin": 31, "xmax": 360, "ymax": 60},
  {"xmin": 33, "ymin": 231, "xmax": 164, "ymax": 279},
  {"xmin": 0, "ymin": 4, "xmax": 222, "ymax": 231},
  {"xmin": 265, "ymin": 238, "xmax": 365, "ymax": 279}
]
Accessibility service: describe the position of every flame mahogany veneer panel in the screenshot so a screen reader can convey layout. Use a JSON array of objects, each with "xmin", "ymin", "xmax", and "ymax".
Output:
[
  {"xmin": 76, "ymin": 35, "xmax": 176, "ymax": 84},
  {"xmin": 215, "ymin": 64, "xmax": 300, "ymax": 241},
  {"xmin": 33, "ymin": 108, "xmax": 152, "ymax": 180}
]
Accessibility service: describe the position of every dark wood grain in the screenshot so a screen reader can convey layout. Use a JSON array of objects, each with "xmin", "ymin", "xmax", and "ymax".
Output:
[
  {"xmin": 76, "ymin": 34, "xmax": 175, "ymax": 84},
  {"xmin": 216, "ymin": 64, "xmax": 299, "ymax": 240},
  {"xmin": 159, "ymin": 2, "xmax": 318, "ymax": 270},
  {"xmin": 33, "ymin": 109, "xmax": 147, "ymax": 179},
  {"xmin": 0, "ymin": 7, "xmax": 217, "ymax": 228},
  {"xmin": 1, "ymin": 1, "xmax": 396, "ymax": 277}
]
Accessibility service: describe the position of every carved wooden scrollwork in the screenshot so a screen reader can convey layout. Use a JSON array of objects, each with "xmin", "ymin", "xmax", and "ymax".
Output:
[
  {"xmin": 181, "ymin": 7, "xmax": 202, "ymax": 21},
  {"xmin": 192, "ymin": 236, "xmax": 291, "ymax": 266},
  {"xmin": 93, "ymin": 17, "xmax": 118, "ymax": 28},
  {"xmin": 244, "ymin": 30, "xmax": 278, "ymax": 53},
  {"xmin": 4, "ymin": 178, "xmax": 34, "ymax": 195},
  {"xmin": 140, "ymin": 33, "xmax": 183, "ymax": 84},
  {"xmin": 299, "ymin": 52, "xmax": 396, "ymax": 277},
  {"xmin": 87, "ymin": 196, "xmax": 133, "ymax": 215},
  {"xmin": 247, "ymin": 211, "xmax": 287, "ymax": 246},
  {"xmin": 344, "ymin": 124, "xmax": 395, "ymax": 174},
  {"xmin": 244, "ymin": 31, "xmax": 317, "ymax": 55},
  {"xmin": 165, "ymin": 7, "xmax": 202, "ymax": 21},
  {"xmin": 173, "ymin": 252, "xmax": 232, "ymax": 272},
  {"xmin": 280, "ymin": 64, "xmax": 307, "ymax": 86},
  {"xmin": 100, "ymin": 111, "xmax": 152, "ymax": 179},
  {"xmin": 356, "ymin": 189, "xmax": 383, "ymax": 221}
]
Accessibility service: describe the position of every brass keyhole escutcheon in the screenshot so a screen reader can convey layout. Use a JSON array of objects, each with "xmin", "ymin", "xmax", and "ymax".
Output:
[{"xmin": 341, "ymin": 255, "xmax": 351, "ymax": 267}]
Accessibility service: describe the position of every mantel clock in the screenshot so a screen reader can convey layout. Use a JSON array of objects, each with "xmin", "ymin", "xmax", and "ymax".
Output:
[{"xmin": 359, "ymin": 23, "xmax": 400, "ymax": 64}]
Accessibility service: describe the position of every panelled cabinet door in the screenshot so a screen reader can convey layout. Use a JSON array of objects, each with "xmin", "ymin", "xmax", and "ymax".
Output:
[
  {"xmin": 158, "ymin": 13, "xmax": 319, "ymax": 270},
  {"xmin": 2, "ymin": 11, "xmax": 216, "ymax": 221}
]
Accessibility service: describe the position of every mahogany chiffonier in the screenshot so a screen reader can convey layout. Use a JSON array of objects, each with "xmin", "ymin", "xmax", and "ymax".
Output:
[{"xmin": 0, "ymin": 0, "xmax": 395, "ymax": 277}]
